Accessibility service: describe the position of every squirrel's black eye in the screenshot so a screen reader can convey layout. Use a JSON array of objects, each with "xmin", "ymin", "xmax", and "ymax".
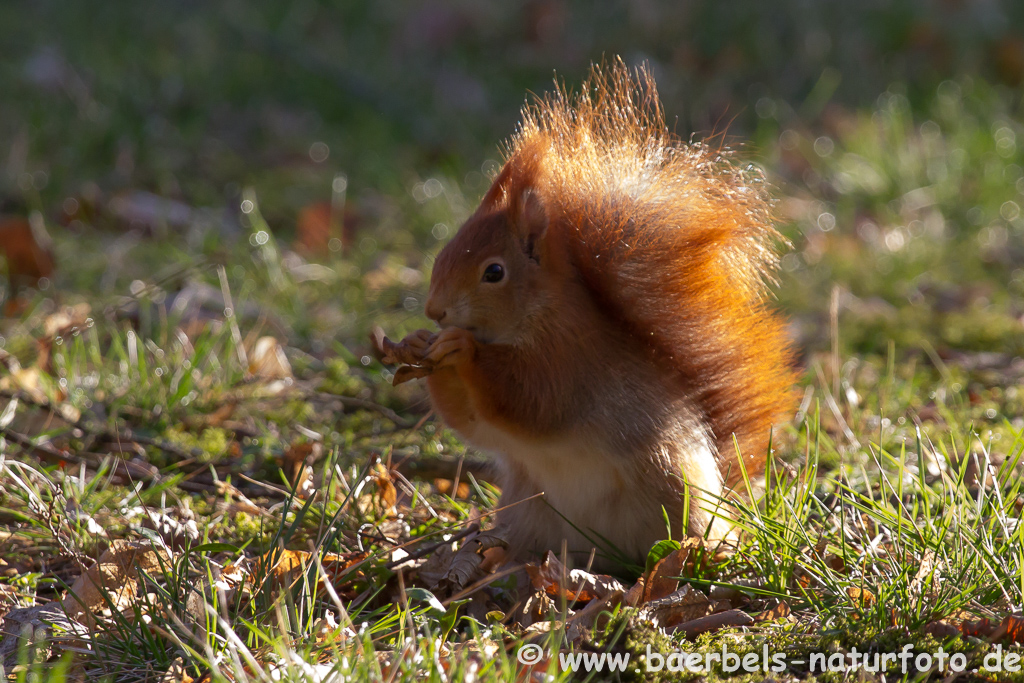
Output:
[{"xmin": 482, "ymin": 262, "xmax": 505, "ymax": 283}]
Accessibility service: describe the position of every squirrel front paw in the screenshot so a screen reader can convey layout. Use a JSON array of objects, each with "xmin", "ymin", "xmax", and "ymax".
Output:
[
  {"xmin": 370, "ymin": 327, "xmax": 440, "ymax": 385},
  {"xmin": 424, "ymin": 327, "xmax": 476, "ymax": 369},
  {"xmin": 395, "ymin": 328, "xmax": 435, "ymax": 360}
]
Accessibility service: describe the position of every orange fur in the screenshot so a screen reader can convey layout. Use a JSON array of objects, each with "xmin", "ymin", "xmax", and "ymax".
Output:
[{"xmin": 416, "ymin": 59, "xmax": 796, "ymax": 567}]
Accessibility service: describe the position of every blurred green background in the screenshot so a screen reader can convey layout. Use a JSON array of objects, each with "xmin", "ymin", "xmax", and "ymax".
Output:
[
  {"xmin": 4, "ymin": 5, "xmax": 1024, "ymax": 676},
  {"xmin": 1, "ymin": 0, "xmax": 1023, "ymax": 434}
]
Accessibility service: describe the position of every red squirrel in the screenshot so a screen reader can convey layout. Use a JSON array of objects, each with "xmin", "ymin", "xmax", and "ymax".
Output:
[{"xmin": 378, "ymin": 61, "xmax": 796, "ymax": 576}]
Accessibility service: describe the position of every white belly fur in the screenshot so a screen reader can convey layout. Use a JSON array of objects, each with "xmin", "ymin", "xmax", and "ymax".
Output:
[{"xmin": 465, "ymin": 419, "xmax": 723, "ymax": 569}]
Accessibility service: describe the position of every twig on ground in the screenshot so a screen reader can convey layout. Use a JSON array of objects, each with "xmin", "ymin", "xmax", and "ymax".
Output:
[
  {"xmin": 391, "ymin": 453, "xmax": 489, "ymax": 482},
  {"xmin": 811, "ymin": 363, "xmax": 861, "ymax": 450},
  {"xmin": 384, "ymin": 523, "xmax": 480, "ymax": 570},
  {"xmin": 0, "ymin": 422, "xmax": 246, "ymax": 496},
  {"xmin": 224, "ymin": 387, "xmax": 421, "ymax": 430},
  {"xmin": 310, "ymin": 391, "xmax": 416, "ymax": 429},
  {"xmin": 442, "ymin": 563, "xmax": 525, "ymax": 607},
  {"xmin": 0, "ymin": 388, "xmax": 197, "ymax": 461},
  {"xmin": 236, "ymin": 472, "xmax": 292, "ymax": 498},
  {"xmin": 0, "ymin": 425, "xmax": 159, "ymax": 483}
]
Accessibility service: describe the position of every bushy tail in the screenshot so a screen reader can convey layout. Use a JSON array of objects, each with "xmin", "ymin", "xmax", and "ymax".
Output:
[{"xmin": 509, "ymin": 59, "xmax": 796, "ymax": 482}]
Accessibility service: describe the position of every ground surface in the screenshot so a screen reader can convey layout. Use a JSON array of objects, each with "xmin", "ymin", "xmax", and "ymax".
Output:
[{"xmin": 1, "ymin": 2, "xmax": 1023, "ymax": 681}]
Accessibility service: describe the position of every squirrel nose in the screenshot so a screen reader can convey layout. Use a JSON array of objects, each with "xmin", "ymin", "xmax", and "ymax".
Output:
[{"xmin": 425, "ymin": 297, "xmax": 446, "ymax": 323}]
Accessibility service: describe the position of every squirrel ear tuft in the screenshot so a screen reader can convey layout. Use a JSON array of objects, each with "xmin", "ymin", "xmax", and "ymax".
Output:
[
  {"xmin": 479, "ymin": 162, "xmax": 516, "ymax": 211},
  {"xmin": 516, "ymin": 189, "xmax": 548, "ymax": 263}
]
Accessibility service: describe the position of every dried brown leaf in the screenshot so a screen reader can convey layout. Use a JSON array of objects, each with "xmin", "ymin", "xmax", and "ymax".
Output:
[
  {"xmin": 364, "ymin": 462, "xmax": 397, "ymax": 515},
  {"xmin": 1005, "ymin": 614, "xmax": 1024, "ymax": 644},
  {"xmin": 61, "ymin": 540, "xmax": 174, "ymax": 629},
  {"xmin": 370, "ymin": 327, "xmax": 436, "ymax": 385},
  {"xmin": 0, "ymin": 602, "xmax": 73, "ymax": 668},
  {"xmin": 434, "ymin": 531, "xmax": 509, "ymax": 595},
  {"xmin": 989, "ymin": 613, "xmax": 1024, "ymax": 644},
  {"xmin": 622, "ymin": 577, "xmax": 645, "ymax": 607},
  {"xmin": 960, "ymin": 617, "xmax": 996, "ymax": 639},
  {"xmin": 416, "ymin": 542, "xmax": 458, "ymax": 589},
  {"xmin": 525, "ymin": 551, "xmax": 625, "ymax": 604},
  {"xmin": 282, "ymin": 442, "xmax": 321, "ymax": 498},
  {"xmin": 393, "ymin": 365, "xmax": 433, "ymax": 385},
  {"xmin": 754, "ymin": 600, "xmax": 792, "ymax": 623},
  {"xmin": 642, "ymin": 537, "xmax": 707, "ymax": 604},
  {"xmin": 158, "ymin": 656, "xmax": 195, "ymax": 683},
  {"xmin": 248, "ymin": 336, "xmax": 293, "ymax": 379},
  {"xmin": 566, "ymin": 589, "xmax": 624, "ymax": 642},
  {"xmin": 846, "ymin": 586, "xmax": 875, "ymax": 607},
  {"xmin": 638, "ymin": 585, "xmax": 714, "ymax": 629},
  {"xmin": 825, "ymin": 554, "xmax": 845, "ymax": 573},
  {"xmin": 910, "ymin": 550, "xmax": 943, "ymax": 599},
  {"xmin": 258, "ymin": 548, "xmax": 368, "ymax": 596}
]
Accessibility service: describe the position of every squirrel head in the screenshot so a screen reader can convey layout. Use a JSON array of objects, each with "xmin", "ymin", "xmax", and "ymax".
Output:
[{"xmin": 426, "ymin": 163, "xmax": 564, "ymax": 344}]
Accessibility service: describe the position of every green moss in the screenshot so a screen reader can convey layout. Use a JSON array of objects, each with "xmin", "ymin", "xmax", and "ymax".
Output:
[
  {"xmin": 163, "ymin": 426, "xmax": 233, "ymax": 464},
  {"xmin": 264, "ymin": 399, "xmax": 317, "ymax": 428},
  {"xmin": 206, "ymin": 511, "xmax": 272, "ymax": 549},
  {"xmin": 320, "ymin": 359, "xmax": 368, "ymax": 397},
  {"xmin": 589, "ymin": 609, "xmax": 1024, "ymax": 681}
]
